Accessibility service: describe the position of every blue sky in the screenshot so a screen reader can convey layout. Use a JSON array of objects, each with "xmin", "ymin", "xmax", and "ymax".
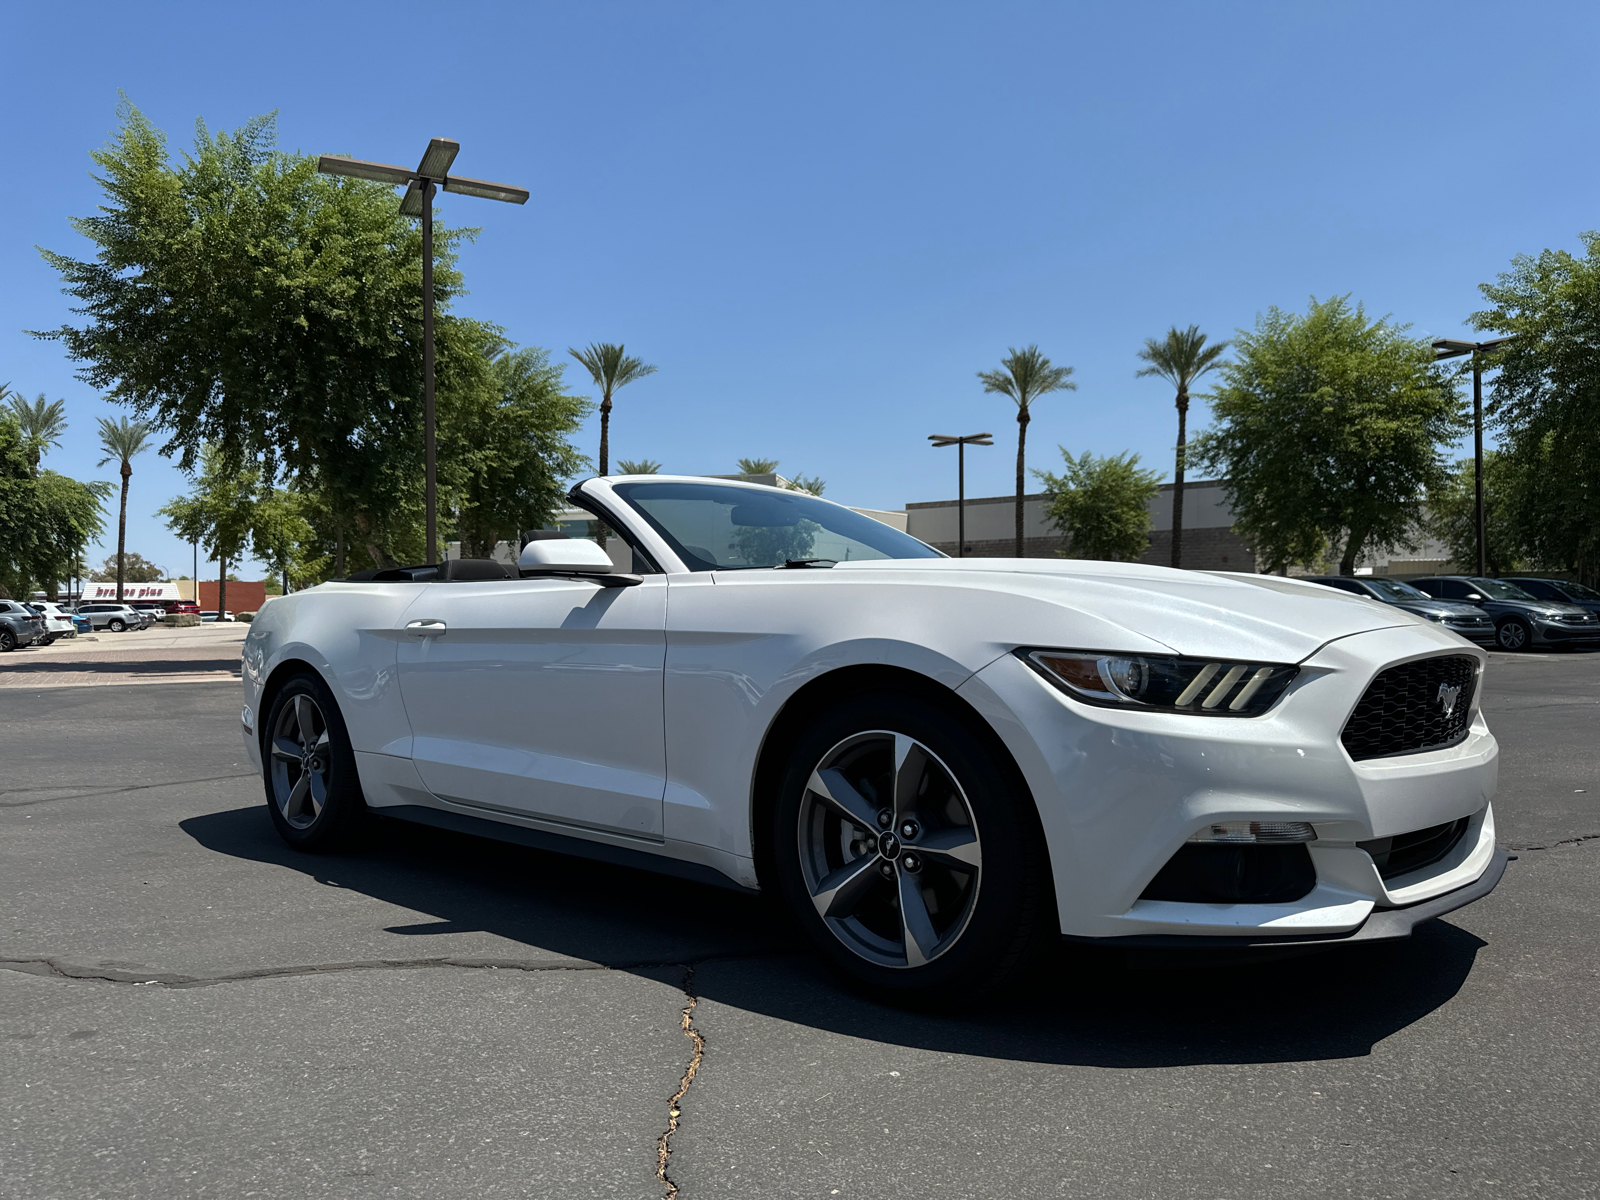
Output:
[{"xmin": 4, "ymin": 1, "xmax": 1595, "ymax": 578}]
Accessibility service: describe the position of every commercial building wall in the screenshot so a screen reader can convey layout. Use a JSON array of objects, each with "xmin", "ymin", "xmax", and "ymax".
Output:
[{"xmin": 905, "ymin": 481, "xmax": 1256, "ymax": 570}]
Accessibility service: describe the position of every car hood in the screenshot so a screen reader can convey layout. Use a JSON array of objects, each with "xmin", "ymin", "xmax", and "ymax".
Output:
[
  {"xmin": 829, "ymin": 559, "xmax": 1413, "ymax": 662},
  {"xmin": 1399, "ymin": 599, "xmax": 1487, "ymax": 617}
]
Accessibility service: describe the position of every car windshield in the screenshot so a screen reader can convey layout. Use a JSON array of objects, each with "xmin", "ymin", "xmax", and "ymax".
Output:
[
  {"xmin": 1365, "ymin": 578, "xmax": 1430, "ymax": 600},
  {"xmin": 611, "ymin": 480, "xmax": 941, "ymax": 571},
  {"xmin": 1470, "ymin": 578, "xmax": 1536, "ymax": 601},
  {"xmin": 1554, "ymin": 580, "xmax": 1600, "ymax": 600}
]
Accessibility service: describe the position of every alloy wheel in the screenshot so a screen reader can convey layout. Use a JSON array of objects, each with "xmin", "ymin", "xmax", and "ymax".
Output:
[
  {"xmin": 269, "ymin": 694, "xmax": 332, "ymax": 830},
  {"xmin": 797, "ymin": 731, "xmax": 982, "ymax": 969},
  {"xmin": 1497, "ymin": 620, "xmax": 1528, "ymax": 651}
]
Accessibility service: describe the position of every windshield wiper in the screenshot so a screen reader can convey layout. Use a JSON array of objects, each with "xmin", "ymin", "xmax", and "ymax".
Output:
[{"xmin": 782, "ymin": 558, "xmax": 837, "ymax": 569}]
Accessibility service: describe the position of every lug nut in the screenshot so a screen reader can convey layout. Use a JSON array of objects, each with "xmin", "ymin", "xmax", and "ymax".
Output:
[
  {"xmin": 864, "ymin": 836, "xmax": 878, "ymax": 853},
  {"xmin": 876, "ymin": 809, "xmax": 893, "ymax": 828},
  {"xmin": 902, "ymin": 854, "xmax": 921, "ymax": 873},
  {"xmin": 900, "ymin": 821, "xmax": 919, "ymax": 840},
  {"xmin": 879, "ymin": 863, "xmax": 895, "ymax": 878}
]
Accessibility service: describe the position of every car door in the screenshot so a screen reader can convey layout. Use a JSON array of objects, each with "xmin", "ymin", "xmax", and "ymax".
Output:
[{"xmin": 393, "ymin": 574, "xmax": 669, "ymax": 839}]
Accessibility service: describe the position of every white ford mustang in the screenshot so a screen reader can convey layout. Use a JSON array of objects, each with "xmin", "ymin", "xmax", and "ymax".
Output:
[{"xmin": 242, "ymin": 475, "xmax": 1505, "ymax": 998}]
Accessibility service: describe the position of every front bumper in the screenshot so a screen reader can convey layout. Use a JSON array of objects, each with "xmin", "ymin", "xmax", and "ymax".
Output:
[{"xmin": 960, "ymin": 623, "xmax": 1501, "ymax": 941}]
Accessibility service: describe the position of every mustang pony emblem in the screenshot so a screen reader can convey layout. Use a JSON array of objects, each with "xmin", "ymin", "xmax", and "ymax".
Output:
[{"xmin": 1436, "ymin": 682, "xmax": 1462, "ymax": 719}]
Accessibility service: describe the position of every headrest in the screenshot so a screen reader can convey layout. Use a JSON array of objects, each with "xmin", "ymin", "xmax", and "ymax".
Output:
[{"xmin": 438, "ymin": 558, "xmax": 513, "ymax": 581}]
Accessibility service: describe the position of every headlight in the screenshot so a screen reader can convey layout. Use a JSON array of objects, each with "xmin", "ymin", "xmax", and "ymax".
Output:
[
  {"xmin": 1020, "ymin": 649, "xmax": 1299, "ymax": 716},
  {"xmin": 1420, "ymin": 612, "xmax": 1447, "ymax": 623}
]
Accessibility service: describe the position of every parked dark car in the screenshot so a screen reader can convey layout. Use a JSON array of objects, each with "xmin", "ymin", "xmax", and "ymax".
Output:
[
  {"xmin": 0, "ymin": 598, "xmax": 47, "ymax": 651},
  {"xmin": 1503, "ymin": 577, "xmax": 1600, "ymax": 617},
  {"xmin": 1302, "ymin": 575, "xmax": 1497, "ymax": 646},
  {"xmin": 1408, "ymin": 576, "xmax": 1600, "ymax": 651}
]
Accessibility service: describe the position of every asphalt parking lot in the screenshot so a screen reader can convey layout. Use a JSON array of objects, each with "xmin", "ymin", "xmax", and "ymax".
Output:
[{"xmin": 2, "ymin": 641, "xmax": 1597, "ymax": 1199}]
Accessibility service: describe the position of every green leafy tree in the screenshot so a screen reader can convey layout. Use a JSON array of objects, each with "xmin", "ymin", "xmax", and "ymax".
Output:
[
  {"xmin": 96, "ymin": 416, "xmax": 155, "ymax": 601},
  {"xmin": 1035, "ymin": 449, "xmax": 1160, "ymax": 561},
  {"xmin": 1193, "ymin": 296, "xmax": 1464, "ymax": 575},
  {"xmin": 0, "ymin": 416, "xmax": 108, "ymax": 599},
  {"xmin": 159, "ymin": 445, "xmax": 266, "ymax": 617},
  {"xmin": 6, "ymin": 394, "xmax": 68, "ymax": 473},
  {"xmin": 616, "ymin": 458, "xmax": 661, "ymax": 475},
  {"xmin": 736, "ymin": 457, "xmax": 780, "ymax": 475},
  {"xmin": 447, "ymin": 345, "xmax": 592, "ymax": 558},
  {"xmin": 1136, "ymin": 326, "xmax": 1229, "ymax": 568},
  {"xmin": 978, "ymin": 346, "xmax": 1077, "ymax": 557},
  {"xmin": 1473, "ymin": 231, "xmax": 1600, "ymax": 585},
  {"xmin": 35, "ymin": 99, "xmax": 492, "ymax": 572},
  {"xmin": 1424, "ymin": 453, "xmax": 1525, "ymax": 576},
  {"xmin": 787, "ymin": 473, "xmax": 826, "ymax": 496},
  {"xmin": 90, "ymin": 552, "xmax": 167, "ymax": 582}
]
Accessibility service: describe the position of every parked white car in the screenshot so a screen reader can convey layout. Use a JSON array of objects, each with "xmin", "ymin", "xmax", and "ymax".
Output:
[
  {"xmin": 29, "ymin": 602, "xmax": 78, "ymax": 644},
  {"xmin": 200, "ymin": 610, "xmax": 236, "ymax": 622},
  {"xmin": 241, "ymin": 476, "xmax": 1505, "ymax": 1000}
]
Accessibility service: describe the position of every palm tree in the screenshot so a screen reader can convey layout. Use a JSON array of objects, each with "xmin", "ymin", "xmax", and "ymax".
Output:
[
  {"xmin": 96, "ymin": 416, "xmax": 155, "ymax": 603},
  {"xmin": 978, "ymin": 346, "xmax": 1076, "ymax": 556},
  {"xmin": 1136, "ymin": 326, "xmax": 1229, "ymax": 569},
  {"xmin": 615, "ymin": 458, "xmax": 661, "ymax": 475},
  {"xmin": 568, "ymin": 343, "xmax": 658, "ymax": 478},
  {"xmin": 7, "ymin": 393, "xmax": 67, "ymax": 474},
  {"xmin": 736, "ymin": 458, "xmax": 780, "ymax": 476}
]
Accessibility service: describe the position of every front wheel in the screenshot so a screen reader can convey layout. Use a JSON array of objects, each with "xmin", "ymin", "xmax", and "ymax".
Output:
[
  {"xmin": 1496, "ymin": 617, "xmax": 1531, "ymax": 652},
  {"xmin": 0, "ymin": 629, "xmax": 14, "ymax": 652},
  {"xmin": 770, "ymin": 690, "xmax": 1055, "ymax": 1004},
  {"xmin": 262, "ymin": 672, "xmax": 367, "ymax": 851},
  {"xmin": 107, "ymin": 619, "xmax": 126, "ymax": 632}
]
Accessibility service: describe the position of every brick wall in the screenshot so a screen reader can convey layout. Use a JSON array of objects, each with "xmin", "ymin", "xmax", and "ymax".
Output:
[{"xmin": 198, "ymin": 580, "xmax": 266, "ymax": 614}]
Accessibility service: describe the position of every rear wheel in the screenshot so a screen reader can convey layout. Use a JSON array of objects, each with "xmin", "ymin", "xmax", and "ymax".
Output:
[
  {"xmin": 107, "ymin": 618, "xmax": 126, "ymax": 632},
  {"xmin": 771, "ymin": 690, "xmax": 1054, "ymax": 1004},
  {"xmin": 0, "ymin": 629, "xmax": 14, "ymax": 652},
  {"xmin": 262, "ymin": 672, "xmax": 367, "ymax": 851},
  {"xmin": 1496, "ymin": 617, "xmax": 1531, "ymax": 651}
]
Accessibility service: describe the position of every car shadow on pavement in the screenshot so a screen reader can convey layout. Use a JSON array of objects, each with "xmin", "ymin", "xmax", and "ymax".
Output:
[{"xmin": 182, "ymin": 805, "xmax": 1486, "ymax": 1069}]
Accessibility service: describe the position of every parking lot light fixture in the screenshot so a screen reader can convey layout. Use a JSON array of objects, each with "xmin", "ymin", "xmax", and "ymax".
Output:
[
  {"xmin": 317, "ymin": 140, "xmax": 528, "ymax": 566},
  {"xmin": 930, "ymin": 433, "xmax": 994, "ymax": 557},
  {"xmin": 1433, "ymin": 336, "xmax": 1517, "ymax": 577}
]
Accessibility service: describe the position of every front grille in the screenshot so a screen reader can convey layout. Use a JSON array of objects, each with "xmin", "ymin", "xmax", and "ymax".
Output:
[
  {"xmin": 1358, "ymin": 817, "xmax": 1470, "ymax": 881},
  {"xmin": 1341, "ymin": 655, "xmax": 1478, "ymax": 761}
]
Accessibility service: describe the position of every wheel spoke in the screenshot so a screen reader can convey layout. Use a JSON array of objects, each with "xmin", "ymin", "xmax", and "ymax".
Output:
[
  {"xmin": 892, "ymin": 734, "xmax": 928, "ymax": 823},
  {"xmin": 294, "ymin": 695, "xmax": 316, "ymax": 746},
  {"xmin": 307, "ymin": 769, "xmax": 327, "ymax": 818},
  {"xmin": 270, "ymin": 737, "xmax": 301, "ymax": 763},
  {"xmin": 807, "ymin": 768, "xmax": 879, "ymax": 830},
  {"xmin": 896, "ymin": 865, "xmax": 940, "ymax": 967},
  {"xmin": 809, "ymin": 854, "xmax": 881, "ymax": 919},
  {"xmin": 914, "ymin": 827, "xmax": 981, "ymax": 870},
  {"xmin": 284, "ymin": 773, "xmax": 310, "ymax": 822}
]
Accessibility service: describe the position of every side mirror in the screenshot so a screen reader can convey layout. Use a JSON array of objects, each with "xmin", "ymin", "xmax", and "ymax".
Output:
[
  {"xmin": 1465, "ymin": 593, "xmax": 1482, "ymax": 602},
  {"xmin": 518, "ymin": 539, "xmax": 616, "ymax": 572}
]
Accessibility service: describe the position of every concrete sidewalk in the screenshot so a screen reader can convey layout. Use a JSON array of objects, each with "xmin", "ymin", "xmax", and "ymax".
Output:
[{"xmin": 0, "ymin": 623, "xmax": 247, "ymax": 689}]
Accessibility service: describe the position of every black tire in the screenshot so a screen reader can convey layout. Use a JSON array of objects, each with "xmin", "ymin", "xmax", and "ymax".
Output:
[
  {"xmin": 1496, "ymin": 617, "xmax": 1531, "ymax": 652},
  {"xmin": 261, "ymin": 671, "xmax": 367, "ymax": 852},
  {"xmin": 107, "ymin": 618, "xmax": 126, "ymax": 632},
  {"xmin": 770, "ymin": 689, "xmax": 1055, "ymax": 1005},
  {"xmin": 0, "ymin": 628, "xmax": 14, "ymax": 652}
]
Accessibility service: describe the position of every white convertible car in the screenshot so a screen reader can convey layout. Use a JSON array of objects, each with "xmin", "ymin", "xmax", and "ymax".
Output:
[{"xmin": 242, "ymin": 476, "xmax": 1505, "ymax": 998}]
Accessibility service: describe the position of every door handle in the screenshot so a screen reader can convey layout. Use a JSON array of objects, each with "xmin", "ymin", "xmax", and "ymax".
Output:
[{"xmin": 405, "ymin": 619, "xmax": 447, "ymax": 637}]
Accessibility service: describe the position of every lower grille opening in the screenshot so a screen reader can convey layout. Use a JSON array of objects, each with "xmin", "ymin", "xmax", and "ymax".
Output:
[
  {"xmin": 1359, "ymin": 817, "xmax": 1470, "ymax": 881},
  {"xmin": 1140, "ymin": 844, "xmax": 1316, "ymax": 904}
]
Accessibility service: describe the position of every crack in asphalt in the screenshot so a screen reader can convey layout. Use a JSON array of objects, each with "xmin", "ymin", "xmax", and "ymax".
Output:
[
  {"xmin": 655, "ymin": 964, "xmax": 706, "ymax": 1200},
  {"xmin": 0, "ymin": 772, "xmax": 256, "ymax": 808},
  {"xmin": 1503, "ymin": 832, "xmax": 1600, "ymax": 852},
  {"xmin": 0, "ymin": 954, "xmax": 692, "ymax": 989}
]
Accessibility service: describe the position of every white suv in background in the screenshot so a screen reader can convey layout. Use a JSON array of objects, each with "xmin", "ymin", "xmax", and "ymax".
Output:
[
  {"xmin": 76, "ymin": 603, "xmax": 146, "ymax": 632},
  {"xmin": 29, "ymin": 602, "xmax": 78, "ymax": 644}
]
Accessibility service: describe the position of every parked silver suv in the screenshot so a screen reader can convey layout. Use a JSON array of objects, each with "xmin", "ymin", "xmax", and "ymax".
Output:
[{"xmin": 75, "ymin": 602, "xmax": 148, "ymax": 632}]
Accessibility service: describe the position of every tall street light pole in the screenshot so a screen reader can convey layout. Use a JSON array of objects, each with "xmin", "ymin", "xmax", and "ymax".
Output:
[
  {"xmin": 929, "ymin": 433, "xmax": 993, "ymax": 557},
  {"xmin": 1433, "ymin": 336, "xmax": 1516, "ymax": 577},
  {"xmin": 318, "ymin": 140, "xmax": 528, "ymax": 565}
]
